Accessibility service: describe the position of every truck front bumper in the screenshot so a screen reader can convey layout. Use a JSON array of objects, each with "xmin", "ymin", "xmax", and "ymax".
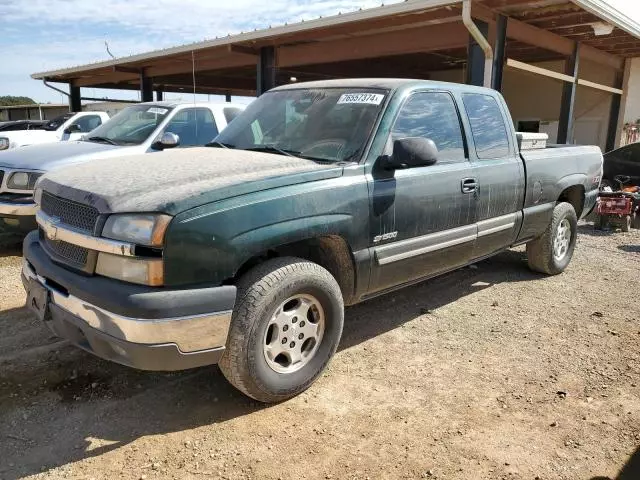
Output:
[
  {"xmin": 22, "ymin": 231, "xmax": 236, "ymax": 371},
  {"xmin": 0, "ymin": 200, "xmax": 37, "ymax": 234}
]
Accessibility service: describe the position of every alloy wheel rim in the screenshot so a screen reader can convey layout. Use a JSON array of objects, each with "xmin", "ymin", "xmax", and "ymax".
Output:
[
  {"xmin": 553, "ymin": 218, "xmax": 571, "ymax": 261},
  {"xmin": 263, "ymin": 294, "xmax": 325, "ymax": 374}
]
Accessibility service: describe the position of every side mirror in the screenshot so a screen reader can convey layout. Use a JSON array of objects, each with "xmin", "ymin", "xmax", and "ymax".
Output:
[
  {"xmin": 385, "ymin": 137, "xmax": 438, "ymax": 169},
  {"xmin": 152, "ymin": 132, "xmax": 180, "ymax": 150},
  {"xmin": 64, "ymin": 124, "xmax": 82, "ymax": 134}
]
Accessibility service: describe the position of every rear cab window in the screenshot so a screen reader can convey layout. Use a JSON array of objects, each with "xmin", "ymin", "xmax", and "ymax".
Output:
[
  {"xmin": 461, "ymin": 93, "xmax": 511, "ymax": 159},
  {"xmin": 223, "ymin": 107, "xmax": 243, "ymax": 124}
]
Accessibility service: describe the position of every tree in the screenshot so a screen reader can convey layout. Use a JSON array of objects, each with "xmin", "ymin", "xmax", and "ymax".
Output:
[{"xmin": 0, "ymin": 96, "xmax": 37, "ymax": 106}]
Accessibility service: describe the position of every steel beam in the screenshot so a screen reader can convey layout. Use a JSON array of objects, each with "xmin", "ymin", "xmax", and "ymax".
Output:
[
  {"xmin": 492, "ymin": 15, "xmax": 507, "ymax": 91},
  {"xmin": 257, "ymin": 46, "xmax": 276, "ymax": 95},
  {"xmin": 69, "ymin": 85, "xmax": 81, "ymax": 112},
  {"xmin": 557, "ymin": 42, "xmax": 580, "ymax": 144},
  {"xmin": 140, "ymin": 73, "xmax": 153, "ymax": 102},
  {"xmin": 156, "ymin": 89, "xmax": 164, "ymax": 101},
  {"xmin": 606, "ymin": 67, "xmax": 624, "ymax": 152},
  {"xmin": 466, "ymin": 20, "xmax": 489, "ymax": 87}
]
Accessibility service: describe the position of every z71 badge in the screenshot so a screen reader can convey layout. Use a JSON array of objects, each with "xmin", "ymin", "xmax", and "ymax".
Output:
[{"xmin": 373, "ymin": 231, "xmax": 398, "ymax": 243}]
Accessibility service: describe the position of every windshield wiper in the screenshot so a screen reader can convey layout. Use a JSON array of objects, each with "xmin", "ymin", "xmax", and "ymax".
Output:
[
  {"xmin": 246, "ymin": 145, "xmax": 300, "ymax": 158},
  {"xmin": 85, "ymin": 136, "xmax": 119, "ymax": 146},
  {"xmin": 206, "ymin": 141, "xmax": 235, "ymax": 149}
]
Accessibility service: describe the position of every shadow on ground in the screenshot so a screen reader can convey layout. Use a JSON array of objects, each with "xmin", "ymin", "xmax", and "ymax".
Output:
[
  {"xmin": 591, "ymin": 446, "xmax": 640, "ymax": 480},
  {"xmin": 0, "ymin": 249, "xmax": 542, "ymax": 479}
]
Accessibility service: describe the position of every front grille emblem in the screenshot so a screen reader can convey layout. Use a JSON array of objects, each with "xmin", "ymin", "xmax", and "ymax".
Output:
[{"xmin": 45, "ymin": 216, "xmax": 61, "ymax": 241}]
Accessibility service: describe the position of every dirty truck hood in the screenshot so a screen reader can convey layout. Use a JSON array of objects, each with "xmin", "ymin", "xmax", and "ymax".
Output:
[
  {"xmin": 39, "ymin": 148, "xmax": 343, "ymax": 215},
  {"xmin": 0, "ymin": 141, "xmax": 127, "ymax": 170}
]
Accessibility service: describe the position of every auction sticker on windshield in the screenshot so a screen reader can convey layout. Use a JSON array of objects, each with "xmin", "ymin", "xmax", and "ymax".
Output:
[
  {"xmin": 337, "ymin": 93, "xmax": 384, "ymax": 105},
  {"xmin": 147, "ymin": 107, "xmax": 169, "ymax": 115}
]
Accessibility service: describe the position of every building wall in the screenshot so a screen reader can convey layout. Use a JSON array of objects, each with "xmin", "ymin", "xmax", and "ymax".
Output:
[
  {"xmin": 83, "ymin": 102, "xmax": 130, "ymax": 116},
  {"xmin": 0, "ymin": 105, "xmax": 68, "ymax": 122},
  {"xmin": 430, "ymin": 59, "xmax": 616, "ymax": 150},
  {"xmin": 622, "ymin": 57, "xmax": 640, "ymax": 124},
  {"xmin": 0, "ymin": 101, "xmax": 130, "ymax": 122}
]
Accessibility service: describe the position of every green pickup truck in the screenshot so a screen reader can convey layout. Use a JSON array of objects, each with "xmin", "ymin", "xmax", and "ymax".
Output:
[{"xmin": 22, "ymin": 79, "xmax": 603, "ymax": 402}]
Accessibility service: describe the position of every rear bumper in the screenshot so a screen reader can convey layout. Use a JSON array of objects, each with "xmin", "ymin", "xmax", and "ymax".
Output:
[{"xmin": 22, "ymin": 231, "xmax": 237, "ymax": 371}]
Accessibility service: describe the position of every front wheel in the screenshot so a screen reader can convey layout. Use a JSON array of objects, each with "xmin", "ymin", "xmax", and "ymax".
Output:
[
  {"xmin": 219, "ymin": 257, "xmax": 344, "ymax": 403},
  {"xmin": 526, "ymin": 202, "xmax": 578, "ymax": 275}
]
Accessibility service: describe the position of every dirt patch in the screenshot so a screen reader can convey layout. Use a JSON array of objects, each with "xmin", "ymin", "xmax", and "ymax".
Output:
[{"xmin": 0, "ymin": 223, "xmax": 638, "ymax": 480}]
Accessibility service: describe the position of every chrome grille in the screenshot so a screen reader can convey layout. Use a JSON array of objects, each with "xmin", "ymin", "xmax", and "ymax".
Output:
[
  {"xmin": 40, "ymin": 192, "xmax": 99, "ymax": 233},
  {"xmin": 39, "ymin": 230, "xmax": 89, "ymax": 267}
]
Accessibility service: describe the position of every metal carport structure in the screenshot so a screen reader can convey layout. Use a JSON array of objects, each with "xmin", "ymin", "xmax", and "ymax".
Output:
[{"xmin": 31, "ymin": 0, "xmax": 640, "ymax": 149}]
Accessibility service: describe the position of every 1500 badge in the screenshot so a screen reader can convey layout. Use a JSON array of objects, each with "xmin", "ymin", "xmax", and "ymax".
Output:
[{"xmin": 373, "ymin": 231, "xmax": 398, "ymax": 243}]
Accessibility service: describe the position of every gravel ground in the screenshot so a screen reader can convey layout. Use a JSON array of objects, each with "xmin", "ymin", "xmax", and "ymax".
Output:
[{"xmin": 0, "ymin": 223, "xmax": 638, "ymax": 480}]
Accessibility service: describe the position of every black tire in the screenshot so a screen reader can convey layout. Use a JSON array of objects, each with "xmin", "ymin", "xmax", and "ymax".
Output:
[
  {"xmin": 526, "ymin": 202, "xmax": 578, "ymax": 275},
  {"xmin": 593, "ymin": 214, "xmax": 604, "ymax": 230},
  {"xmin": 621, "ymin": 215, "xmax": 631, "ymax": 232},
  {"xmin": 219, "ymin": 257, "xmax": 344, "ymax": 403},
  {"xmin": 632, "ymin": 212, "xmax": 640, "ymax": 230}
]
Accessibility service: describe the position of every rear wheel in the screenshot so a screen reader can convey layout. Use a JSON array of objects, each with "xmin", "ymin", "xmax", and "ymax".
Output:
[
  {"xmin": 527, "ymin": 202, "xmax": 578, "ymax": 275},
  {"xmin": 219, "ymin": 257, "xmax": 344, "ymax": 403},
  {"xmin": 621, "ymin": 214, "xmax": 631, "ymax": 232}
]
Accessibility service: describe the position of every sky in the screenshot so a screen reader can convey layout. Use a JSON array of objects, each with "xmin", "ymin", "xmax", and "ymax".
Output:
[{"xmin": 1, "ymin": 0, "xmax": 638, "ymax": 104}]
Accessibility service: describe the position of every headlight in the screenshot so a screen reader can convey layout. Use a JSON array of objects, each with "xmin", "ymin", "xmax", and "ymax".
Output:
[
  {"xmin": 0, "ymin": 138, "xmax": 9, "ymax": 150},
  {"xmin": 102, "ymin": 214, "xmax": 172, "ymax": 247},
  {"xmin": 96, "ymin": 253, "xmax": 163, "ymax": 286},
  {"xmin": 7, "ymin": 171, "xmax": 42, "ymax": 190}
]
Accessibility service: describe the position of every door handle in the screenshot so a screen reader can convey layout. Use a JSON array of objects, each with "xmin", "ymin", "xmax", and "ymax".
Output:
[{"xmin": 461, "ymin": 177, "xmax": 478, "ymax": 194}]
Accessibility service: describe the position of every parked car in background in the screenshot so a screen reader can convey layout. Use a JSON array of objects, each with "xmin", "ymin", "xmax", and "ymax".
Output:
[
  {"xmin": 0, "ymin": 111, "xmax": 110, "ymax": 151},
  {"xmin": 22, "ymin": 79, "xmax": 602, "ymax": 403},
  {"xmin": 602, "ymin": 142, "xmax": 640, "ymax": 187},
  {"xmin": 0, "ymin": 101, "xmax": 245, "ymax": 236},
  {"xmin": 0, "ymin": 120, "xmax": 47, "ymax": 132}
]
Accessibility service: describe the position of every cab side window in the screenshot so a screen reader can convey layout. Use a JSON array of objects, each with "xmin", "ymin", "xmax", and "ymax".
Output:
[
  {"xmin": 71, "ymin": 115, "xmax": 103, "ymax": 133},
  {"xmin": 391, "ymin": 92, "xmax": 466, "ymax": 164},
  {"xmin": 462, "ymin": 94, "xmax": 510, "ymax": 159},
  {"xmin": 164, "ymin": 108, "xmax": 219, "ymax": 147}
]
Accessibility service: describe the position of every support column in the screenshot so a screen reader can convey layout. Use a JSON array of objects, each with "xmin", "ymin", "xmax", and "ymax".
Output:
[
  {"xmin": 257, "ymin": 46, "xmax": 277, "ymax": 95},
  {"xmin": 140, "ymin": 73, "xmax": 153, "ymax": 102},
  {"xmin": 69, "ymin": 85, "xmax": 81, "ymax": 112},
  {"xmin": 606, "ymin": 67, "xmax": 625, "ymax": 151},
  {"xmin": 557, "ymin": 42, "xmax": 580, "ymax": 144},
  {"xmin": 492, "ymin": 15, "xmax": 507, "ymax": 91},
  {"xmin": 225, "ymin": 93, "xmax": 232, "ymax": 103},
  {"xmin": 155, "ymin": 89, "xmax": 163, "ymax": 101},
  {"xmin": 466, "ymin": 20, "xmax": 489, "ymax": 87}
]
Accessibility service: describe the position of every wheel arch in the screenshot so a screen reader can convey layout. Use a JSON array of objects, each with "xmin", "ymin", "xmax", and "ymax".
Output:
[
  {"xmin": 231, "ymin": 234, "xmax": 358, "ymax": 306},
  {"xmin": 557, "ymin": 182, "xmax": 585, "ymax": 218}
]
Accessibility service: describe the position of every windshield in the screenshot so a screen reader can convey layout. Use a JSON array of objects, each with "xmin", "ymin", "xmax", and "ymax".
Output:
[
  {"xmin": 84, "ymin": 104, "xmax": 173, "ymax": 146},
  {"xmin": 44, "ymin": 113, "xmax": 74, "ymax": 131},
  {"xmin": 213, "ymin": 88, "xmax": 387, "ymax": 162}
]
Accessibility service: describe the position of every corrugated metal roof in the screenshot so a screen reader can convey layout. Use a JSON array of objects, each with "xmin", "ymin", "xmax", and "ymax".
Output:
[
  {"xmin": 31, "ymin": 0, "xmax": 460, "ymax": 79},
  {"xmin": 573, "ymin": 0, "xmax": 640, "ymax": 39}
]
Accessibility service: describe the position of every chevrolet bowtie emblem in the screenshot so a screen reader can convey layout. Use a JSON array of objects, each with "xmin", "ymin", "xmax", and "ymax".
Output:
[{"xmin": 46, "ymin": 217, "xmax": 61, "ymax": 241}]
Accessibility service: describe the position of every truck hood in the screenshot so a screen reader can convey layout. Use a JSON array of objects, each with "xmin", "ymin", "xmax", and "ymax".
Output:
[
  {"xmin": 0, "ymin": 129, "xmax": 58, "ymax": 147},
  {"xmin": 0, "ymin": 141, "xmax": 136, "ymax": 171},
  {"xmin": 39, "ymin": 147, "xmax": 343, "ymax": 215}
]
